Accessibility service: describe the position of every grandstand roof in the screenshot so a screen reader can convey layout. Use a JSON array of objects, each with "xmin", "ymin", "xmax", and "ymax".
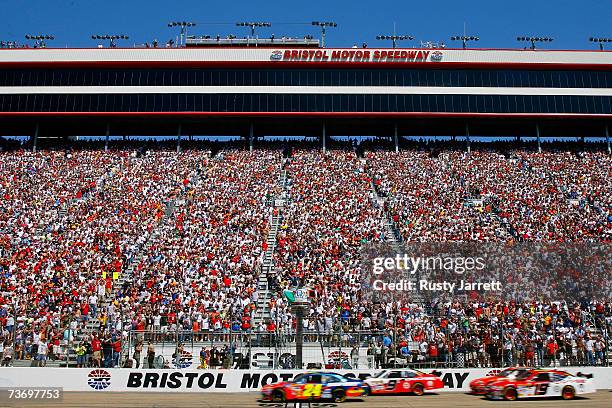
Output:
[{"xmin": 0, "ymin": 47, "xmax": 611, "ymax": 68}]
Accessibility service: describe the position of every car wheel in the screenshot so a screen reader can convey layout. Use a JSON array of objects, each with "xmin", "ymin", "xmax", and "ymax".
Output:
[
  {"xmin": 362, "ymin": 385, "xmax": 370, "ymax": 396},
  {"xmin": 412, "ymin": 383, "xmax": 425, "ymax": 396},
  {"xmin": 272, "ymin": 390, "xmax": 285, "ymax": 402},
  {"xmin": 332, "ymin": 389, "xmax": 346, "ymax": 403},
  {"xmin": 504, "ymin": 387, "xmax": 518, "ymax": 401},
  {"xmin": 562, "ymin": 386, "xmax": 575, "ymax": 400}
]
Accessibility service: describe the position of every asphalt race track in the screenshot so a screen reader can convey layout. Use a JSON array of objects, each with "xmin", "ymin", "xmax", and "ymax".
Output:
[{"xmin": 16, "ymin": 391, "xmax": 611, "ymax": 408}]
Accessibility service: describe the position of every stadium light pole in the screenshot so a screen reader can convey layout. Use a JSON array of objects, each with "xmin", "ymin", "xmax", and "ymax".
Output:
[
  {"xmin": 236, "ymin": 22, "xmax": 271, "ymax": 38},
  {"xmin": 450, "ymin": 35, "xmax": 479, "ymax": 49},
  {"xmin": 376, "ymin": 34, "xmax": 414, "ymax": 49},
  {"xmin": 25, "ymin": 34, "xmax": 55, "ymax": 48},
  {"xmin": 589, "ymin": 37, "xmax": 612, "ymax": 51},
  {"xmin": 91, "ymin": 34, "xmax": 129, "ymax": 48},
  {"xmin": 311, "ymin": 21, "xmax": 337, "ymax": 48},
  {"xmin": 168, "ymin": 21, "xmax": 196, "ymax": 47},
  {"xmin": 516, "ymin": 36, "xmax": 553, "ymax": 50}
]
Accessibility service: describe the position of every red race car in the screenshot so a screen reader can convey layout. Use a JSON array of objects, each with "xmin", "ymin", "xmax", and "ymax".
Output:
[
  {"xmin": 363, "ymin": 368, "xmax": 444, "ymax": 395},
  {"xmin": 485, "ymin": 369, "xmax": 596, "ymax": 401},
  {"xmin": 261, "ymin": 372, "xmax": 367, "ymax": 403},
  {"xmin": 469, "ymin": 367, "xmax": 534, "ymax": 395}
]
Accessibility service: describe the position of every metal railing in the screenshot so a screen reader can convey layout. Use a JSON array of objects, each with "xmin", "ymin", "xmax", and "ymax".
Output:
[
  {"xmin": 7, "ymin": 323, "xmax": 606, "ymax": 369},
  {"xmin": 5, "ymin": 307, "xmax": 610, "ymax": 369},
  {"xmin": 185, "ymin": 37, "xmax": 320, "ymax": 47}
]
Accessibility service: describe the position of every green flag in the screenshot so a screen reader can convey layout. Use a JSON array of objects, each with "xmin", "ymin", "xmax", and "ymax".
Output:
[{"xmin": 283, "ymin": 289, "xmax": 295, "ymax": 303}]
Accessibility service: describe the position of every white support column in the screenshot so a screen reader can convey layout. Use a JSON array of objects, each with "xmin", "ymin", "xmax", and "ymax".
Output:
[
  {"xmin": 176, "ymin": 123, "xmax": 182, "ymax": 153},
  {"xmin": 322, "ymin": 123, "xmax": 326, "ymax": 154},
  {"xmin": 465, "ymin": 123, "xmax": 471, "ymax": 154},
  {"xmin": 249, "ymin": 123, "xmax": 254, "ymax": 152},
  {"xmin": 32, "ymin": 122, "xmax": 39, "ymax": 153},
  {"xmin": 104, "ymin": 122, "xmax": 110, "ymax": 152},
  {"xmin": 536, "ymin": 123, "xmax": 541, "ymax": 153},
  {"xmin": 394, "ymin": 123, "xmax": 399, "ymax": 153}
]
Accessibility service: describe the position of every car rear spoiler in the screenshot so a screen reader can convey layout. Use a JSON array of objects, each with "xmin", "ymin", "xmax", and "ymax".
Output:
[
  {"xmin": 430, "ymin": 370, "xmax": 442, "ymax": 377},
  {"xmin": 576, "ymin": 372, "xmax": 593, "ymax": 379}
]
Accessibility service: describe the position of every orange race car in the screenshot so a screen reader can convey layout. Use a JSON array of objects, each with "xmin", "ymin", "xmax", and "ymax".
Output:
[
  {"xmin": 485, "ymin": 368, "xmax": 596, "ymax": 401},
  {"xmin": 469, "ymin": 367, "xmax": 534, "ymax": 395},
  {"xmin": 363, "ymin": 368, "xmax": 444, "ymax": 395}
]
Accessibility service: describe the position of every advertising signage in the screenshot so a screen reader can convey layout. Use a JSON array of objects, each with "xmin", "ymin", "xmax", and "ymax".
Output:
[{"xmin": 271, "ymin": 49, "xmax": 441, "ymax": 63}]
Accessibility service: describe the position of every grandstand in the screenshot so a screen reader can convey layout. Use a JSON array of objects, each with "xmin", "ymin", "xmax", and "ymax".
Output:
[
  {"xmin": 0, "ymin": 43, "xmax": 610, "ymax": 371},
  {"xmin": 0, "ymin": 47, "xmax": 610, "ymax": 144}
]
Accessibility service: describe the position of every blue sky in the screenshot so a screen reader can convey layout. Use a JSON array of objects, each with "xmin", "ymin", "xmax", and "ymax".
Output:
[{"xmin": 4, "ymin": 0, "xmax": 611, "ymax": 50}]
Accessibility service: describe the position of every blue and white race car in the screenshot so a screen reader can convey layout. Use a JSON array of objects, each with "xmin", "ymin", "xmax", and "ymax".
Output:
[{"xmin": 262, "ymin": 372, "xmax": 367, "ymax": 403}]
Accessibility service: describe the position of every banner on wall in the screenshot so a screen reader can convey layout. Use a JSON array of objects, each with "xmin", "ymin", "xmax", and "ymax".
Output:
[{"xmin": 0, "ymin": 367, "xmax": 610, "ymax": 393}]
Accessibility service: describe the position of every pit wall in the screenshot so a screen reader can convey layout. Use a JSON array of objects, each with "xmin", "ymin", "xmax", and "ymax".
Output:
[{"xmin": 0, "ymin": 367, "xmax": 611, "ymax": 393}]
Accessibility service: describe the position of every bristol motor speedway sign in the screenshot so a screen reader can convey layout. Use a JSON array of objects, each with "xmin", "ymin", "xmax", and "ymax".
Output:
[
  {"xmin": 271, "ymin": 49, "xmax": 442, "ymax": 63},
  {"xmin": 1, "ymin": 367, "xmax": 612, "ymax": 393},
  {"xmin": 122, "ymin": 369, "xmax": 471, "ymax": 391}
]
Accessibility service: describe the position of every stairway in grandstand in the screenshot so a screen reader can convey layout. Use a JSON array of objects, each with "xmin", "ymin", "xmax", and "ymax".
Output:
[
  {"xmin": 376, "ymin": 189, "xmax": 403, "ymax": 246},
  {"xmin": 584, "ymin": 308, "xmax": 612, "ymax": 366},
  {"xmin": 361, "ymin": 157, "xmax": 403, "ymax": 247},
  {"xmin": 363, "ymin": 155, "xmax": 423, "ymax": 303},
  {"xmin": 253, "ymin": 166, "xmax": 288, "ymax": 328},
  {"xmin": 60, "ymin": 161, "xmax": 124, "ymax": 221}
]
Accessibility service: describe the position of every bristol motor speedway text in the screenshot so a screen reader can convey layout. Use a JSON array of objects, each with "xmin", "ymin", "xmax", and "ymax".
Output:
[
  {"xmin": 280, "ymin": 49, "xmax": 432, "ymax": 62},
  {"xmin": 125, "ymin": 371, "xmax": 469, "ymax": 390}
]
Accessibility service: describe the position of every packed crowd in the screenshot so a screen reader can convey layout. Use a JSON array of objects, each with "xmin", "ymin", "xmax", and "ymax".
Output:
[
  {"xmin": 368, "ymin": 150, "xmax": 510, "ymax": 241},
  {"xmin": 357, "ymin": 300, "xmax": 611, "ymax": 368},
  {"xmin": 111, "ymin": 150, "xmax": 282, "ymax": 346},
  {"xmin": 269, "ymin": 149, "xmax": 386, "ymax": 338},
  {"xmin": 367, "ymin": 149, "xmax": 612, "ymax": 242},
  {"xmin": 268, "ymin": 147, "xmax": 610, "ymax": 368},
  {"xmin": 0, "ymin": 143, "xmax": 610, "ymax": 368},
  {"xmin": 0, "ymin": 149, "xmax": 202, "ymax": 366},
  {"xmin": 453, "ymin": 150, "xmax": 611, "ymax": 241}
]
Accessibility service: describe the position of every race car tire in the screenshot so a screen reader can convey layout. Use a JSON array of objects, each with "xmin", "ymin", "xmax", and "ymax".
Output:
[
  {"xmin": 271, "ymin": 390, "xmax": 285, "ymax": 402},
  {"xmin": 412, "ymin": 383, "xmax": 425, "ymax": 396},
  {"xmin": 362, "ymin": 385, "xmax": 371, "ymax": 396},
  {"xmin": 503, "ymin": 387, "xmax": 518, "ymax": 401},
  {"xmin": 562, "ymin": 386, "xmax": 576, "ymax": 400},
  {"xmin": 332, "ymin": 389, "xmax": 347, "ymax": 403}
]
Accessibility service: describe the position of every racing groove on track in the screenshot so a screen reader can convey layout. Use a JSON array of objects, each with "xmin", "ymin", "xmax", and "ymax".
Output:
[{"xmin": 24, "ymin": 391, "xmax": 611, "ymax": 408}]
